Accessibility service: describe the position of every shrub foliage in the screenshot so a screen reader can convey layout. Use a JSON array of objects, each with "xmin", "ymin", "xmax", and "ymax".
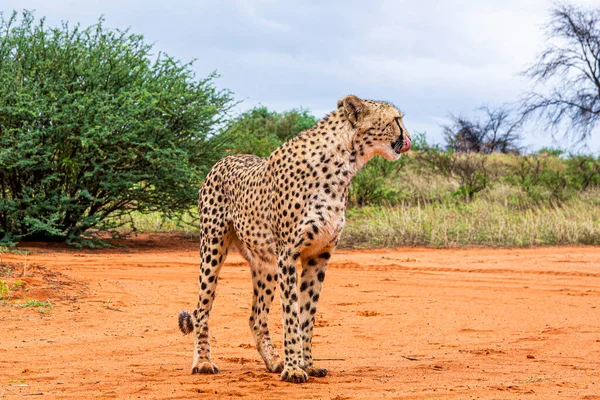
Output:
[
  {"xmin": 0, "ymin": 11, "xmax": 234, "ymax": 245},
  {"xmin": 220, "ymin": 106, "xmax": 318, "ymax": 157}
]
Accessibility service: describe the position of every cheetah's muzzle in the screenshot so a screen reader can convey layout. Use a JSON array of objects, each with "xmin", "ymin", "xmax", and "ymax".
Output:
[{"xmin": 392, "ymin": 134, "xmax": 411, "ymax": 154}]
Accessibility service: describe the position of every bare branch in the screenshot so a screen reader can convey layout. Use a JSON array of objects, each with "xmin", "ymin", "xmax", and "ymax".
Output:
[
  {"xmin": 520, "ymin": 3, "xmax": 600, "ymax": 141},
  {"xmin": 444, "ymin": 106, "xmax": 522, "ymax": 154}
]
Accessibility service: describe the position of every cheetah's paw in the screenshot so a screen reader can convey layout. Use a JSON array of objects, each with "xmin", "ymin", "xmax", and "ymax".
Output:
[
  {"xmin": 191, "ymin": 360, "xmax": 219, "ymax": 374},
  {"xmin": 267, "ymin": 359, "xmax": 284, "ymax": 373},
  {"xmin": 280, "ymin": 366, "xmax": 308, "ymax": 383},
  {"xmin": 304, "ymin": 365, "xmax": 328, "ymax": 377}
]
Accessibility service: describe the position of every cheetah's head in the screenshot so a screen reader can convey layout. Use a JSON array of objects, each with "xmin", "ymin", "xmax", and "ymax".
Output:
[{"xmin": 338, "ymin": 95, "xmax": 411, "ymax": 163}]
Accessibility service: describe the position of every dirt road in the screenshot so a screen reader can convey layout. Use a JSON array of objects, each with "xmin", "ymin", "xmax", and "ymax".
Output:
[{"xmin": 1, "ymin": 235, "xmax": 599, "ymax": 399}]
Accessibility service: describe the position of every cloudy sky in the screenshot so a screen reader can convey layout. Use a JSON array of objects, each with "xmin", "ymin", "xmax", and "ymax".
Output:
[{"xmin": 2, "ymin": 0, "xmax": 599, "ymax": 151}]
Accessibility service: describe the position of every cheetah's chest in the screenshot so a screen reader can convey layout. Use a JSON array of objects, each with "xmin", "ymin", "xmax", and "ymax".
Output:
[{"xmin": 301, "ymin": 197, "xmax": 346, "ymax": 257}]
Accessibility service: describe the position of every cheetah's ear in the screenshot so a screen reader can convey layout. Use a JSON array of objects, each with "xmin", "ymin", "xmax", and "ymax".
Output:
[{"xmin": 338, "ymin": 95, "xmax": 365, "ymax": 126}]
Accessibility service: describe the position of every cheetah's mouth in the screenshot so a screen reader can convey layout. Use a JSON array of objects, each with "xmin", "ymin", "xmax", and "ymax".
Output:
[{"xmin": 392, "ymin": 135, "xmax": 411, "ymax": 154}]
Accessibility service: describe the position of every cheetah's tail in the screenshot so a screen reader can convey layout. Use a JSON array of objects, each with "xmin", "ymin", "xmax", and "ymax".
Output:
[{"xmin": 178, "ymin": 310, "xmax": 194, "ymax": 335}]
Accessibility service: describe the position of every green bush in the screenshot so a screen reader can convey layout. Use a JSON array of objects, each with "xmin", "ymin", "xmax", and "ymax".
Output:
[
  {"xmin": 348, "ymin": 155, "xmax": 406, "ymax": 207},
  {"xmin": 417, "ymin": 145, "xmax": 489, "ymax": 201},
  {"xmin": 408, "ymin": 131, "xmax": 429, "ymax": 152},
  {"xmin": 220, "ymin": 106, "xmax": 318, "ymax": 157},
  {"xmin": 0, "ymin": 11, "xmax": 234, "ymax": 246},
  {"xmin": 508, "ymin": 155, "xmax": 576, "ymax": 206},
  {"xmin": 566, "ymin": 154, "xmax": 600, "ymax": 191}
]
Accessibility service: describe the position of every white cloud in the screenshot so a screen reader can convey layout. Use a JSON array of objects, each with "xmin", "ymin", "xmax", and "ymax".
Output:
[{"xmin": 237, "ymin": 0, "xmax": 291, "ymax": 32}]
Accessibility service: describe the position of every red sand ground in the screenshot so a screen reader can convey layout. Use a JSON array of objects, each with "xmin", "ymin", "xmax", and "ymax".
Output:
[{"xmin": 1, "ymin": 234, "xmax": 599, "ymax": 399}]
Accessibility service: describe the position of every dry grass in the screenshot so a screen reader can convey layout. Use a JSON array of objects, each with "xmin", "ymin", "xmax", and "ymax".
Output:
[
  {"xmin": 121, "ymin": 211, "xmax": 199, "ymax": 236},
  {"xmin": 125, "ymin": 195, "xmax": 600, "ymax": 248},
  {"xmin": 340, "ymin": 197, "xmax": 600, "ymax": 248}
]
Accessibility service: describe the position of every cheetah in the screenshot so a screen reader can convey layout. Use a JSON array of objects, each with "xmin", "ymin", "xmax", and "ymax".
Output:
[{"xmin": 178, "ymin": 95, "xmax": 411, "ymax": 383}]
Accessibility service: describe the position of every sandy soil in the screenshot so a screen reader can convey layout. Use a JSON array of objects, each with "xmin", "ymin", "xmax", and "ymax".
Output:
[{"xmin": 1, "ymin": 235, "xmax": 599, "ymax": 399}]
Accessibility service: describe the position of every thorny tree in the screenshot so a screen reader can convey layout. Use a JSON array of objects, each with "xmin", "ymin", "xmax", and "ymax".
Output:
[
  {"xmin": 521, "ymin": 3, "xmax": 600, "ymax": 141},
  {"xmin": 444, "ymin": 107, "xmax": 522, "ymax": 154},
  {"xmin": 0, "ymin": 11, "xmax": 235, "ymax": 246}
]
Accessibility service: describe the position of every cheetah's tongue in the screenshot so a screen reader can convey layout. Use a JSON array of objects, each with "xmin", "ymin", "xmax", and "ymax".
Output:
[{"xmin": 398, "ymin": 136, "xmax": 411, "ymax": 153}]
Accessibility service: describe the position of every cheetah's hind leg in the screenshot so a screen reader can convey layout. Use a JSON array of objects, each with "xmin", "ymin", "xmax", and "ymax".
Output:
[
  {"xmin": 188, "ymin": 221, "xmax": 234, "ymax": 375},
  {"xmin": 245, "ymin": 253, "xmax": 283, "ymax": 373}
]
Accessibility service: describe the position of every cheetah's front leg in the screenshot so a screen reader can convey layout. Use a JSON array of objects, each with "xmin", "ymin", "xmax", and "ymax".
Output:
[
  {"xmin": 277, "ymin": 251, "xmax": 308, "ymax": 383},
  {"xmin": 298, "ymin": 250, "xmax": 332, "ymax": 377}
]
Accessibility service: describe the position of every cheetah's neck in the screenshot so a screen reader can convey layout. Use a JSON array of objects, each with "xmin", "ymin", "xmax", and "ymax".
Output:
[
  {"xmin": 268, "ymin": 109, "xmax": 373, "ymax": 205},
  {"xmin": 297, "ymin": 110, "xmax": 368, "ymax": 178}
]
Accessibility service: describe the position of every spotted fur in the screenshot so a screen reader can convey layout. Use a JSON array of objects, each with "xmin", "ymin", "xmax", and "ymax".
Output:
[{"xmin": 178, "ymin": 95, "xmax": 411, "ymax": 383}]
